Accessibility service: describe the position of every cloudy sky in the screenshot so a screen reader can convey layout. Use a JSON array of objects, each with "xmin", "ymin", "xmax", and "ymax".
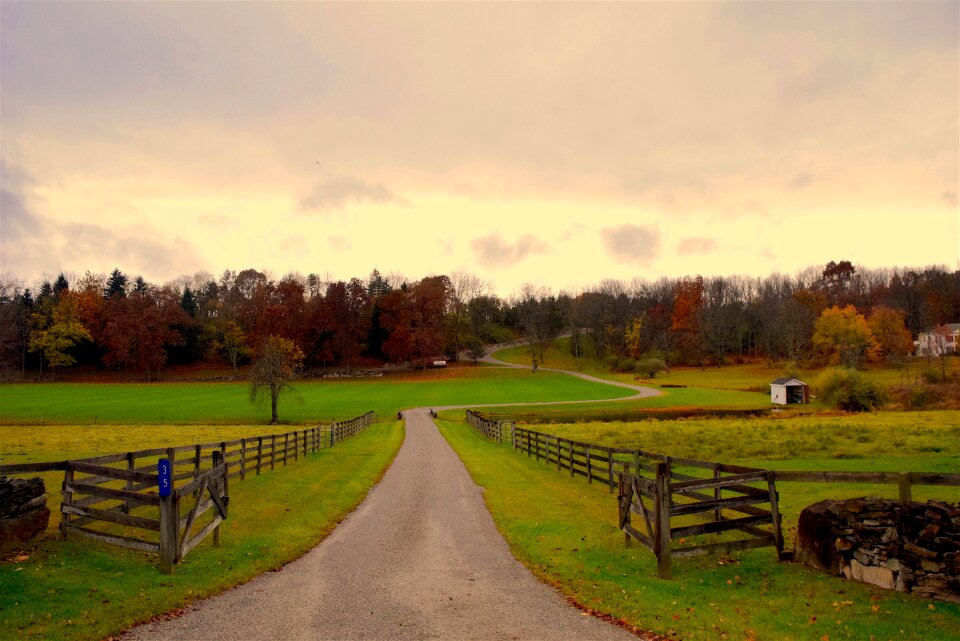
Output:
[{"xmin": 2, "ymin": 2, "xmax": 958, "ymax": 296}]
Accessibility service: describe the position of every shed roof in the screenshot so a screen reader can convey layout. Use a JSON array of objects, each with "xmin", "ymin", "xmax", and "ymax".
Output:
[{"xmin": 770, "ymin": 378, "xmax": 806, "ymax": 386}]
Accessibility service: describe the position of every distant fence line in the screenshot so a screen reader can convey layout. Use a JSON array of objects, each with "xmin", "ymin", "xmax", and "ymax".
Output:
[
  {"xmin": 0, "ymin": 412, "xmax": 377, "ymax": 573},
  {"xmin": 464, "ymin": 411, "xmax": 960, "ymax": 578}
]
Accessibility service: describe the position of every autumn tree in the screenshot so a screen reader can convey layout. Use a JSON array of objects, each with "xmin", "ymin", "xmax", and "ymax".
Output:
[
  {"xmin": 670, "ymin": 276, "xmax": 704, "ymax": 366},
  {"xmin": 204, "ymin": 319, "xmax": 250, "ymax": 372},
  {"xmin": 812, "ymin": 305, "xmax": 878, "ymax": 369},
  {"xmin": 867, "ymin": 305, "xmax": 914, "ymax": 365},
  {"xmin": 249, "ymin": 335, "xmax": 304, "ymax": 424},
  {"xmin": 101, "ymin": 287, "xmax": 190, "ymax": 380},
  {"xmin": 27, "ymin": 292, "xmax": 92, "ymax": 380}
]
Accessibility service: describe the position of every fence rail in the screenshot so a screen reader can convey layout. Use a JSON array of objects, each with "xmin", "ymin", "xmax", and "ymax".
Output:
[
  {"xmin": 469, "ymin": 411, "xmax": 960, "ymax": 577},
  {"xmin": 1, "ymin": 411, "xmax": 377, "ymax": 573}
]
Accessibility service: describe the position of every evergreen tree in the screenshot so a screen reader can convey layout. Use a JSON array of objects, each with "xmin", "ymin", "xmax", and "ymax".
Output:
[
  {"xmin": 53, "ymin": 273, "xmax": 70, "ymax": 297},
  {"xmin": 104, "ymin": 268, "xmax": 127, "ymax": 299}
]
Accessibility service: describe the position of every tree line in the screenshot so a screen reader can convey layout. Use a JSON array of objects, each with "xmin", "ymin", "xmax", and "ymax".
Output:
[{"xmin": 0, "ymin": 262, "xmax": 957, "ymax": 380}]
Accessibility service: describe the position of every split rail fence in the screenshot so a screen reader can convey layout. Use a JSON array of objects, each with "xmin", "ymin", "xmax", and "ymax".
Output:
[
  {"xmin": 0, "ymin": 412, "xmax": 377, "ymax": 573},
  {"xmin": 465, "ymin": 412, "xmax": 960, "ymax": 578}
]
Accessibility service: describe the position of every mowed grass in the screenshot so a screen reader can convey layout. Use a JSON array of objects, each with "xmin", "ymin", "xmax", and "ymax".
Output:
[
  {"xmin": 493, "ymin": 338, "xmax": 960, "ymax": 394},
  {"xmin": 491, "ymin": 411, "xmax": 960, "ymax": 545},
  {"xmin": 0, "ymin": 421, "xmax": 404, "ymax": 641},
  {"xmin": 0, "ymin": 366, "xmax": 632, "ymax": 426},
  {"xmin": 438, "ymin": 419, "xmax": 960, "ymax": 641}
]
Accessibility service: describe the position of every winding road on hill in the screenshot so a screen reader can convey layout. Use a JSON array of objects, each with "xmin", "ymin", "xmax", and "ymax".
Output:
[{"xmin": 122, "ymin": 358, "xmax": 658, "ymax": 641}]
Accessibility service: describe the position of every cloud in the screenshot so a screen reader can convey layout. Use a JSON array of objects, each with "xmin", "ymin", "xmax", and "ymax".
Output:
[
  {"xmin": 470, "ymin": 232, "xmax": 548, "ymax": 268},
  {"xmin": 0, "ymin": 157, "xmax": 205, "ymax": 282},
  {"xmin": 328, "ymin": 236, "xmax": 350, "ymax": 252},
  {"xmin": 600, "ymin": 224, "xmax": 661, "ymax": 265},
  {"xmin": 199, "ymin": 213, "xmax": 239, "ymax": 229},
  {"xmin": 299, "ymin": 176, "xmax": 407, "ymax": 212},
  {"xmin": 943, "ymin": 190, "xmax": 958, "ymax": 208},
  {"xmin": 720, "ymin": 199, "xmax": 769, "ymax": 221},
  {"xmin": 786, "ymin": 172, "xmax": 817, "ymax": 190},
  {"xmin": 677, "ymin": 237, "xmax": 718, "ymax": 256}
]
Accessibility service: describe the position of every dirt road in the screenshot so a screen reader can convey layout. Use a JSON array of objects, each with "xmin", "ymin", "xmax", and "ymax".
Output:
[{"xmin": 122, "ymin": 407, "xmax": 638, "ymax": 640}]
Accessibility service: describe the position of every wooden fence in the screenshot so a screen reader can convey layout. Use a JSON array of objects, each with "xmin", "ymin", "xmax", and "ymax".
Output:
[
  {"xmin": 465, "ymin": 410, "xmax": 513, "ymax": 443},
  {"xmin": 472, "ymin": 414, "xmax": 960, "ymax": 577},
  {"xmin": 330, "ymin": 411, "xmax": 377, "ymax": 445},
  {"xmin": 0, "ymin": 412, "xmax": 376, "ymax": 572}
]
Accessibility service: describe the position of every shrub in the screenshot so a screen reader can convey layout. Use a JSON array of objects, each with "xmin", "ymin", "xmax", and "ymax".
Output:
[
  {"xmin": 922, "ymin": 368, "xmax": 945, "ymax": 384},
  {"xmin": 636, "ymin": 358, "xmax": 667, "ymax": 378},
  {"xmin": 816, "ymin": 368, "xmax": 889, "ymax": 412}
]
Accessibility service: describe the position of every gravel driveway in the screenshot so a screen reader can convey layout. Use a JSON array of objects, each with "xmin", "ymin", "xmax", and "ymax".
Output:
[{"xmin": 121, "ymin": 407, "xmax": 639, "ymax": 641}]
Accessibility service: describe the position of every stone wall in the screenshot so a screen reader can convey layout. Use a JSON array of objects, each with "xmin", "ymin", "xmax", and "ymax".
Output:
[
  {"xmin": 0, "ymin": 476, "xmax": 50, "ymax": 546},
  {"xmin": 797, "ymin": 497, "xmax": 959, "ymax": 603}
]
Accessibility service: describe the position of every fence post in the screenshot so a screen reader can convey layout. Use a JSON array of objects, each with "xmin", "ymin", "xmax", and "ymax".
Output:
[
  {"xmin": 60, "ymin": 465, "xmax": 74, "ymax": 539},
  {"xmin": 330, "ymin": 423, "xmax": 336, "ymax": 447},
  {"xmin": 257, "ymin": 436, "xmax": 263, "ymax": 475},
  {"xmin": 194, "ymin": 444, "xmax": 202, "ymax": 494},
  {"xmin": 271, "ymin": 434, "xmax": 276, "ymax": 470},
  {"xmin": 125, "ymin": 452, "xmax": 135, "ymax": 514},
  {"xmin": 899, "ymin": 472, "xmax": 912, "ymax": 503},
  {"xmin": 713, "ymin": 463, "xmax": 722, "ymax": 523},
  {"xmin": 284, "ymin": 433, "xmax": 289, "ymax": 465},
  {"xmin": 159, "ymin": 447, "xmax": 178, "ymax": 574},
  {"xmin": 585, "ymin": 446, "xmax": 592, "ymax": 483},
  {"xmin": 766, "ymin": 470, "xmax": 784, "ymax": 560},
  {"xmin": 607, "ymin": 450, "xmax": 615, "ymax": 493},
  {"xmin": 619, "ymin": 473, "xmax": 632, "ymax": 548},
  {"xmin": 240, "ymin": 438, "xmax": 247, "ymax": 481},
  {"xmin": 570, "ymin": 441, "xmax": 575, "ymax": 477},
  {"xmin": 293, "ymin": 431, "xmax": 299, "ymax": 462},
  {"xmin": 654, "ymin": 461, "xmax": 672, "ymax": 579}
]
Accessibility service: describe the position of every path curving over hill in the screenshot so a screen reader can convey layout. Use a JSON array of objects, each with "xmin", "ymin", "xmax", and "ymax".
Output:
[{"xmin": 122, "ymin": 358, "xmax": 657, "ymax": 640}]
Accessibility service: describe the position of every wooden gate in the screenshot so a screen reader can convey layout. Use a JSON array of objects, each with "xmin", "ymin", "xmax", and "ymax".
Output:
[
  {"xmin": 160, "ymin": 452, "xmax": 229, "ymax": 573},
  {"xmin": 619, "ymin": 461, "xmax": 784, "ymax": 578}
]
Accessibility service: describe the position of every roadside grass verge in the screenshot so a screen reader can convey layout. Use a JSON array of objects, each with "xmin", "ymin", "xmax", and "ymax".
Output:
[
  {"xmin": 0, "ymin": 421, "xmax": 403, "ymax": 641},
  {"xmin": 438, "ymin": 419, "xmax": 960, "ymax": 641},
  {"xmin": 0, "ymin": 368, "xmax": 631, "ymax": 425},
  {"xmin": 452, "ymin": 410, "xmax": 960, "ymax": 544}
]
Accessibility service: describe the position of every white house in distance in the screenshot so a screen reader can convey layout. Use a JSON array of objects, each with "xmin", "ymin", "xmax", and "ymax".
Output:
[
  {"xmin": 916, "ymin": 323, "xmax": 960, "ymax": 357},
  {"xmin": 770, "ymin": 378, "xmax": 810, "ymax": 405}
]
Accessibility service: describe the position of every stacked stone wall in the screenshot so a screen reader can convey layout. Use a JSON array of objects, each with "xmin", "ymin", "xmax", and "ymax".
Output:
[
  {"xmin": 0, "ymin": 476, "xmax": 50, "ymax": 546},
  {"xmin": 797, "ymin": 497, "xmax": 959, "ymax": 602}
]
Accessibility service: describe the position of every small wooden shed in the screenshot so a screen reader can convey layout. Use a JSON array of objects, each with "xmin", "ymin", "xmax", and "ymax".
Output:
[{"xmin": 770, "ymin": 378, "xmax": 809, "ymax": 405}]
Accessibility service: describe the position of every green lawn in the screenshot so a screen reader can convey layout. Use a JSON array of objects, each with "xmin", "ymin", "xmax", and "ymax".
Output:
[
  {"xmin": 493, "ymin": 338, "xmax": 959, "ymax": 394},
  {"xmin": 0, "ymin": 367, "xmax": 632, "ymax": 426},
  {"xmin": 439, "ymin": 419, "xmax": 960, "ymax": 641},
  {"xmin": 482, "ymin": 410, "xmax": 960, "ymax": 544},
  {"xmin": 0, "ymin": 421, "xmax": 404, "ymax": 641}
]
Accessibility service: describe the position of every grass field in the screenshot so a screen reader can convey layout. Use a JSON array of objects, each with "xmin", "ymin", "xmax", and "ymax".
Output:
[
  {"xmin": 463, "ymin": 410, "xmax": 960, "ymax": 544},
  {"xmin": 0, "ymin": 366, "xmax": 633, "ymax": 426},
  {"xmin": 492, "ymin": 338, "xmax": 960, "ymax": 394},
  {"xmin": 0, "ymin": 421, "xmax": 404, "ymax": 641},
  {"xmin": 438, "ymin": 419, "xmax": 960, "ymax": 641}
]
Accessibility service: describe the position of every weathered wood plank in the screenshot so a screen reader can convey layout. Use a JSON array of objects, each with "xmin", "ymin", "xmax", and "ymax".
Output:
[
  {"xmin": 66, "ymin": 481, "xmax": 161, "ymax": 506},
  {"xmin": 671, "ymin": 494, "xmax": 771, "ymax": 517},
  {"xmin": 670, "ymin": 514, "xmax": 772, "ymax": 539},
  {"xmin": 70, "ymin": 461, "xmax": 158, "ymax": 484},
  {"xmin": 670, "ymin": 471, "xmax": 769, "ymax": 493},
  {"xmin": 0, "ymin": 461, "xmax": 67, "ymax": 474},
  {"xmin": 63, "ymin": 524, "xmax": 160, "ymax": 554},
  {"xmin": 62, "ymin": 504, "xmax": 161, "ymax": 531},
  {"xmin": 672, "ymin": 535, "xmax": 776, "ymax": 559}
]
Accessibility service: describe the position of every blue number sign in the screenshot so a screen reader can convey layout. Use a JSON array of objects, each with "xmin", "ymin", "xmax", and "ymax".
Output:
[{"xmin": 158, "ymin": 458, "xmax": 171, "ymax": 497}]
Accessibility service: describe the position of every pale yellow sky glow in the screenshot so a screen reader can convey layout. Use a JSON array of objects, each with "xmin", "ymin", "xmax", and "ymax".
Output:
[{"xmin": 2, "ymin": 2, "xmax": 958, "ymax": 295}]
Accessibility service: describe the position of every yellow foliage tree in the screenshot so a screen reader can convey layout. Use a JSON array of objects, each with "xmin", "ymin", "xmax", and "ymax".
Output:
[{"xmin": 812, "ymin": 305, "xmax": 877, "ymax": 368}]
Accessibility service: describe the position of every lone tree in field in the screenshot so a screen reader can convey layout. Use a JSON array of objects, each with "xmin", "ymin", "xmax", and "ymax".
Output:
[{"xmin": 249, "ymin": 335, "xmax": 304, "ymax": 424}]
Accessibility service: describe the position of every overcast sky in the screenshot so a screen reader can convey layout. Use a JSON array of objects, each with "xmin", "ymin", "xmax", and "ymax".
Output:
[{"xmin": 2, "ymin": 1, "xmax": 958, "ymax": 296}]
